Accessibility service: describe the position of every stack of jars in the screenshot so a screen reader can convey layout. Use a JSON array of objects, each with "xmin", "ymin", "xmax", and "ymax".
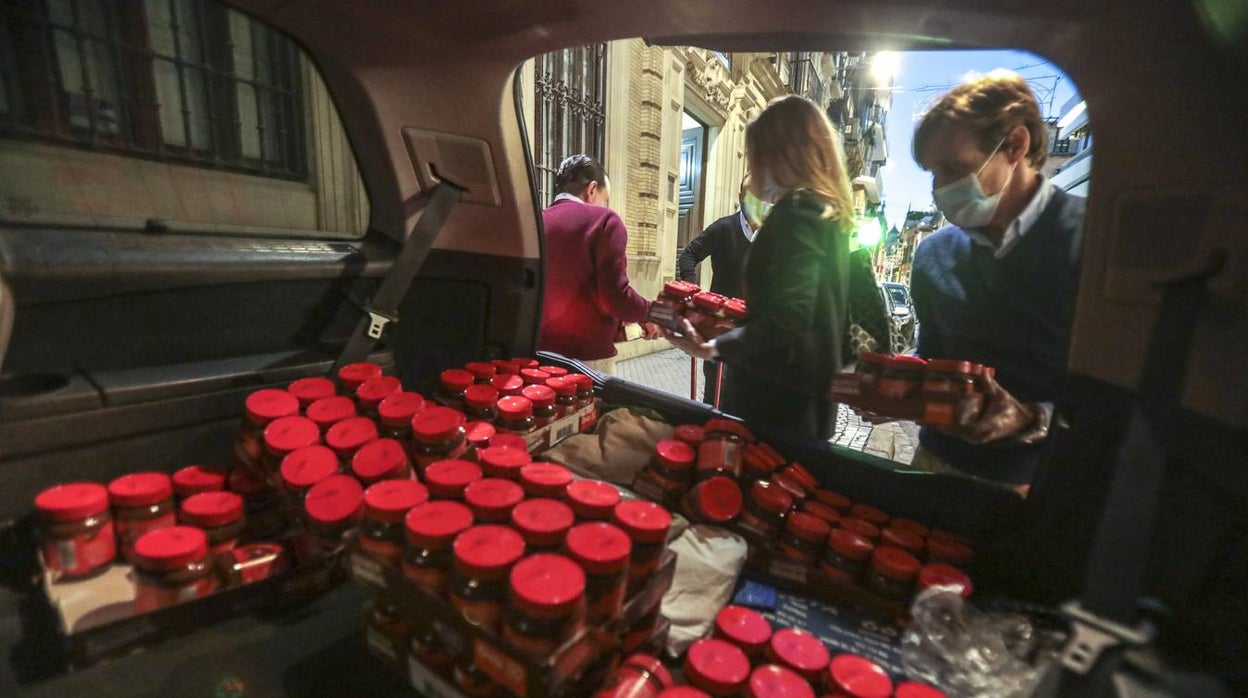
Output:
[
  {"xmin": 435, "ymin": 359, "xmax": 597, "ymax": 441},
  {"xmin": 851, "ymin": 352, "xmax": 994, "ymax": 426},
  {"xmin": 647, "ymin": 281, "xmax": 749, "ymax": 338}
]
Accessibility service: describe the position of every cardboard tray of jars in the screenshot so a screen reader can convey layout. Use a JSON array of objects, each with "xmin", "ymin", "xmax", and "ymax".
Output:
[
  {"xmin": 37, "ymin": 530, "xmax": 344, "ymax": 670},
  {"xmin": 347, "ymin": 537, "xmax": 677, "ymax": 698},
  {"xmin": 742, "ymin": 547, "xmax": 913, "ymax": 625},
  {"xmin": 827, "ymin": 372, "xmax": 984, "ymax": 426}
]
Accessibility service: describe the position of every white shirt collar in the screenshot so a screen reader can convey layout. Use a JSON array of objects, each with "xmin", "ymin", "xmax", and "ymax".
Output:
[
  {"xmin": 738, "ymin": 211, "xmax": 756, "ymax": 242},
  {"xmin": 554, "ymin": 192, "xmax": 584, "ymax": 205},
  {"xmin": 966, "ymin": 174, "xmax": 1055, "ymax": 259}
]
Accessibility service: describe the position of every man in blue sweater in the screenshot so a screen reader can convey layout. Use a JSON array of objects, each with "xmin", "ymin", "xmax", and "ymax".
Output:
[{"xmin": 909, "ymin": 72, "xmax": 1085, "ymax": 487}]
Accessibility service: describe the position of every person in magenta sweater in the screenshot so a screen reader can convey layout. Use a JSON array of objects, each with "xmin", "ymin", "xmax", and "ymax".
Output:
[{"xmin": 538, "ymin": 155, "xmax": 659, "ymax": 374}]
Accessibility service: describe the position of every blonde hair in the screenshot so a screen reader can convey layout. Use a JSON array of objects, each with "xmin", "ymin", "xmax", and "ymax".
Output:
[
  {"xmin": 913, "ymin": 70, "xmax": 1048, "ymax": 168},
  {"xmin": 745, "ymin": 95, "xmax": 854, "ymax": 226}
]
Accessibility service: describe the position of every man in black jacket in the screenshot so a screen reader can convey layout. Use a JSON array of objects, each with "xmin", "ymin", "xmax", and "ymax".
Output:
[{"xmin": 676, "ymin": 176, "xmax": 762, "ymax": 404}]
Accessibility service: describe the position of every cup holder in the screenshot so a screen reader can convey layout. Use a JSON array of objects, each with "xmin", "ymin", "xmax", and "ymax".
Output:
[{"xmin": 0, "ymin": 372, "xmax": 72, "ymax": 398}]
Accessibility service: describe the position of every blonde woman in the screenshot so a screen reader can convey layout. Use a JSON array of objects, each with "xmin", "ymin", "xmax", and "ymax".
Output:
[{"xmin": 666, "ymin": 95, "xmax": 853, "ymax": 439}]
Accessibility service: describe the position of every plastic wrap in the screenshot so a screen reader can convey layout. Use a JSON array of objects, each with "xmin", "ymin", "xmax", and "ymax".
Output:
[{"xmin": 901, "ymin": 586, "xmax": 1067, "ymax": 698}]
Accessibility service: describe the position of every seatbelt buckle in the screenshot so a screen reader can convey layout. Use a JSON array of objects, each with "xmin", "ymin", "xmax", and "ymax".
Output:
[
  {"xmin": 1058, "ymin": 600, "xmax": 1155, "ymax": 675},
  {"xmin": 365, "ymin": 309, "xmax": 397, "ymax": 339}
]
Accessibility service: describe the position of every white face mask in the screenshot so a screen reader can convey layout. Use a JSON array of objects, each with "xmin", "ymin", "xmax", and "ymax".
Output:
[
  {"xmin": 741, "ymin": 191, "xmax": 772, "ymax": 228},
  {"xmin": 932, "ymin": 137, "xmax": 1016, "ymax": 229}
]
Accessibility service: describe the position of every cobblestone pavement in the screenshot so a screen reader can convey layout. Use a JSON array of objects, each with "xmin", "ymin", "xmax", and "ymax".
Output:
[{"xmin": 616, "ymin": 347, "xmax": 920, "ymax": 465}]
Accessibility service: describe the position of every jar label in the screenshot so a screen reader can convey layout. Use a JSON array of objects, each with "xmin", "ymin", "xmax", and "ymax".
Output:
[
  {"xmin": 474, "ymin": 638, "xmax": 528, "ymax": 697},
  {"xmin": 43, "ymin": 519, "xmax": 116, "ymax": 577},
  {"xmin": 134, "ymin": 575, "xmax": 216, "ymax": 613},
  {"xmin": 697, "ymin": 439, "xmax": 742, "ymax": 478},
  {"xmin": 401, "ymin": 563, "xmax": 448, "ymax": 598},
  {"xmin": 358, "ymin": 536, "xmax": 403, "ymax": 567},
  {"xmin": 234, "ymin": 431, "xmax": 263, "ymax": 468},
  {"xmin": 117, "ymin": 511, "xmax": 177, "ymax": 559},
  {"xmin": 874, "ymin": 377, "xmax": 918, "ymax": 399},
  {"xmin": 578, "ymin": 403, "xmax": 599, "ymax": 432}
]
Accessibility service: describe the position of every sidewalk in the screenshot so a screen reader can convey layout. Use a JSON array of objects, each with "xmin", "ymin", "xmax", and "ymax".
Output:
[{"xmin": 616, "ymin": 348, "xmax": 919, "ymax": 464}]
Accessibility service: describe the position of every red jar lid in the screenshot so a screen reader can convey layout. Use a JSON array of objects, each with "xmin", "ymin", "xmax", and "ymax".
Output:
[
  {"xmin": 464, "ymin": 362, "xmax": 497, "ymax": 380},
  {"xmin": 491, "ymin": 373, "xmax": 525, "ymax": 396},
  {"xmin": 411, "ymin": 406, "xmax": 467, "ymax": 444},
  {"xmin": 179, "ymin": 491, "xmax": 244, "ymax": 528},
  {"xmin": 519, "ymin": 368, "xmax": 551, "ymax": 386},
  {"xmin": 265, "ymin": 416, "xmax": 321, "ymax": 455},
  {"xmin": 612, "ymin": 500, "xmax": 672, "ymax": 544},
  {"xmin": 304, "ymin": 475, "xmax": 364, "ymax": 525},
  {"xmin": 564, "ymin": 522, "xmax": 631, "ymax": 573},
  {"xmin": 785, "ymin": 512, "xmax": 831, "ymax": 544},
  {"xmin": 814, "ymin": 489, "xmax": 851, "ymax": 511},
  {"xmin": 566, "ymin": 479, "xmax": 622, "ymax": 520},
  {"xmin": 226, "ymin": 466, "xmax": 267, "ymax": 497},
  {"xmin": 857, "ymin": 350, "xmax": 889, "ymax": 366},
  {"xmin": 884, "ymin": 355, "xmax": 927, "ymax": 371},
  {"xmin": 673, "ymin": 424, "xmax": 706, "ymax": 445},
  {"xmin": 826, "ymin": 654, "xmax": 893, "ymax": 698},
  {"xmin": 722, "ymin": 299, "xmax": 748, "ymax": 321},
  {"xmin": 280, "ymin": 445, "xmax": 339, "ymax": 490},
  {"xmin": 464, "ymin": 478, "xmax": 524, "ymax": 520},
  {"xmin": 703, "ymin": 418, "xmax": 754, "ymax": 443},
  {"xmin": 620, "ymin": 654, "xmax": 675, "ymax": 692},
  {"xmin": 827, "ymin": 528, "xmax": 874, "ymax": 561},
  {"xmin": 771, "ymin": 473, "xmax": 808, "ymax": 501},
  {"xmin": 35, "ymin": 482, "xmax": 110, "ymax": 521},
  {"xmin": 539, "ymin": 365, "xmax": 569, "ymax": 378},
  {"xmin": 108, "ymin": 472, "xmax": 174, "ymax": 508},
  {"xmin": 464, "ymin": 421, "xmax": 497, "ymax": 448},
  {"xmin": 440, "ymin": 368, "xmax": 474, "ymax": 392},
  {"xmin": 356, "ymin": 375, "xmax": 402, "ymax": 406},
  {"xmin": 784, "ymin": 463, "xmax": 817, "ymax": 490},
  {"xmin": 692, "ymin": 476, "xmax": 744, "ymax": 523},
  {"xmin": 513, "ymin": 357, "xmax": 540, "ymax": 370},
  {"xmin": 306, "ymin": 396, "xmax": 357, "ymax": 428},
  {"xmin": 926, "ymin": 537, "xmax": 974, "ymax": 566},
  {"xmin": 918, "ymin": 563, "xmax": 973, "ymax": 597},
  {"xmin": 520, "ymin": 463, "xmax": 574, "ymax": 498},
  {"xmin": 364, "ymin": 479, "xmax": 429, "ymax": 523},
  {"xmin": 509, "ymin": 553, "xmax": 586, "ymax": 618},
  {"xmin": 658, "ymin": 689, "xmax": 712, "ymax": 698},
  {"xmin": 493, "ymin": 359, "xmax": 520, "ymax": 375},
  {"xmin": 463, "ymin": 384, "xmax": 501, "ymax": 410},
  {"xmin": 571, "ymin": 374, "xmax": 594, "ymax": 392},
  {"xmin": 881, "ymin": 527, "xmax": 925, "ymax": 553},
  {"xmin": 663, "ymin": 280, "xmax": 700, "ymax": 297},
  {"xmin": 245, "ymin": 389, "xmax": 299, "ymax": 424},
  {"xmin": 928, "ymin": 528, "xmax": 972, "ymax": 546},
  {"xmin": 424, "ymin": 459, "xmax": 482, "ymax": 498},
  {"xmin": 489, "ymin": 432, "xmax": 529, "ymax": 450},
  {"xmin": 655, "ymin": 438, "xmax": 696, "ymax": 470},
  {"xmin": 545, "ymin": 376, "xmax": 577, "ymax": 397},
  {"xmin": 894, "ymin": 682, "xmax": 949, "ymax": 698},
  {"xmin": 871, "ymin": 545, "xmax": 922, "ymax": 582},
  {"xmin": 497, "ymin": 395, "xmax": 533, "ymax": 420},
  {"xmin": 924, "ymin": 359, "xmax": 974, "ymax": 375},
  {"xmin": 714, "ymin": 605, "xmax": 773, "ymax": 655},
  {"xmin": 172, "ymin": 465, "xmax": 228, "ymax": 497},
  {"xmin": 889, "ymin": 517, "xmax": 931, "ymax": 538},
  {"xmin": 749, "ymin": 481, "xmax": 794, "ymax": 515},
  {"xmin": 378, "ymin": 391, "xmax": 425, "ymax": 427},
  {"xmin": 521, "ymin": 384, "xmax": 556, "ymax": 408},
  {"xmin": 747, "ymin": 664, "xmax": 813, "ymax": 698},
  {"xmin": 848, "ymin": 503, "xmax": 889, "ymax": 525},
  {"xmin": 351, "ymin": 438, "xmax": 409, "ymax": 483},
  {"xmin": 511, "ymin": 498, "xmax": 575, "ymax": 548},
  {"xmin": 839, "ymin": 517, "xmax": 881, "ymax": 541},
  {"xmin": 478, "ymin": 446, "xmax": 531, "ymax": 479},
  {"xmin": 288, "ymin": 377, "xmax": 336, "ymax": 406},
  {"xmin": 685, "ymin": 638, "xmax": 751, "ymax": 695},
  {"xmin": 453, "ymin": 524, "xmax": 525, "ymax": 579},
  {"xmin": 133, "ymin": 526, "xmax": 209, "ymax": 570},
  {"xmin": 800, "ymin": 500, "xmax": 841, "ymax": 525},
  {"xmin": 325, "ymin": 417, "xmax": 378, "ymax": 454},
  {"xmin": 405, "ymin": 501, "xmax": 474, "ymax": 549},
  {"xmin": 769, "ymin": 629, "xmax": 830, "ymax": 677},
  {"xmin": 338, "ymin": 362, "xmax": 383, "ymax": 390},
  {"xmin": 691, "ymin": 292, "xmax": 727, "ymax": 311}
]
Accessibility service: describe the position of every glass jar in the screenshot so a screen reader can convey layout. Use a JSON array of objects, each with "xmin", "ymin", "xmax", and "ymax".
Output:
[
  {"xmin": 571, "ymin": 374, "xmax": 595, "ymax": 410},
  {"xmin": 874, "ymin": 356, "xmax": 927, "ymax": 400},
  {"xmin": 171, "ymin": 465, "xmax": 227, "ymax": 499},
  {"xmin": 493, "ymin": 359, "xmax": 521, "ymax": 375},
  {"xmin": 926, "ymin": 536, "xmax": 974, "ymax": 567},
  {"xmin": 522, "ymin": 384, "xmax": 558, "ymax": 427},
  {"xmin": 228, "ymin": 466, "xmax": 286, "ymax": 540},
  {"xmin": 546, "ymin": 376, "xmax": 578, "ymax": 419},
  {"xmin": 337, "ymin": 361, "xmax": 383, "ymax": 393},
  {"xmin": 771, "ymin": 472, "xmax": 809, "ymax": 502},
  {"xmin": 132, "ymin": 526, "xmax": 216, "ymax": 613},
  {"xmin": 848, "ymin": 503, "xmax": 889, "ymax": 527},
  {"xmin": 355, "ymin": 375, "xmax": 402, "ymax": 418},
  {"xmin": 303, "ymin": 474, "xmax": 364, "ymax": 551},
  {"xmin": 680, "ymin": 476, "xmax": 743, "ymax": 526},
  {"xmin": 596, "ymin": 653, "xmax": 676, "ymax": 698},
  {"xmin": 696, "ymin": 419, "xmax": 748, "ymax": 481},
  {"xmin": 402, "ymin": 500, "xmax": 474, "ymax": 597},
  {"xmin": 722, "ymin": 298, "xmax": 748, "ymax": 328},
  {"xmin": 477, "ymin": 445, "xmax": 532, "ymax": 480},
  {"xmin": 236, "ymin": 389, "xmax": 300, "ymax": 470},
  {"xmin": 918, "ymin": 563, "xmax": 973, "ymax": 598},
  {"xmin": 438, "ymin": 368, "xmax": 475, "ymax": 410},
  {"xmin": 503, "ymin": 553, "xmax": 586, "ymax": 656},
  {"xmin": 463, "ymin": 478, "xmax": 525, "ymax": 524},
  {"xmin": 821, "ymin": 529, "xmax": 874, "ymax": 585},
  {"xmin": 409, "ymin": 622, "xmax": 456, "ymax": 673},
  {"xmin": 305, "ymin": 395, "xmax": 357, "ymax": 432},
  {"xmin": 632, "ymin": 438, "xmax": 696, "ymax": 505},
  {"xmin": 178, "ymin": 491, "xmax": 245, "ymax": 554},
  {"xmin": 889, "ymin": 517, "xmax": 932, "ymax": 539},
  {"xmin": 464, "ymin": 361, "xmax": 498, "ymax": 384},
  {"xmin": 778, "ymin": 512, "xmax": 830, "ymax": 565},
  {"xmin": 737, "ymin": 480, "xmax": 793, "ymax": 543},
  {"xmin": 410, "ymin": 407, "xmax": 469, "ymax": 474},
  {"xmin": 855, "ymin": 351, "xmax": 889, "ymax": 392},
  {"xmin": 713, "ymin": 605, "xmax": 773, "ymax": 661},
  {"xmin": 649, "ymin": 279, "xmax": 700, "ymax": 331},
  {"xmin": 35, "ymin": 482, "xmax": 115, "ymax": 580},
  {"xmin": 881, "ymin": 527, "xmax": 926, "ymax": 557},
  {"xmin": 108, "ymin": 472, "xmax": 177, "ymax": 564},
  {"xmin": 839, "ymin": 517, "xmax": 881, "ymax": 542},
  {"xmin": 747, "ymin": 665, "xmax": 812, "ymax": 698},
  {"xmin": 324, "ymin": 416, "xmax": 378, "ymax": 465},
  {"xmin": 799, "ymin": 500, "xmax": 841, "ymax": 527},
  {"xmin": 825, "ymin": 654, "xmax": 894, "ymax": 698},
  {"xmin": 672, "ymin": 424, "xmax": 706, "ymax": 448},
  {"xmin": 511, "ymin": 498, "xmax": 575, "ymax": 553},
  {"xmin": 539, "ymin": 365, "xmax": 569, "ymax": 378},
  {"xmin": 519, "ymin": 462, "xmax": 573, "ymax": 499},
  {"xmin": 783, "ymin": 463, "xmax": 817, "ymax": 492},
  {"xmin": 490, "ymin": 373, "xmax": 525, "ymax": 398},
  {"xmin": 564, "ymin": 522, "xmax": 631, "ymax": 625},
  {"xmin": 220, "ymin": 542, "xmax": 288, "ymax": 588},
  {"xmin": 688, "ymin": 292, "xmax": 728, "ymax": 339},
  {"xmin": 814, "ymin": 489, "xmax": 852, "ymax": 512},
  {"xmin": 424, "ymin": 460, "xmax": 483, "ymax": 500},
  {"xmin": 465, "ymin": 420, "xmax": 497, "ymax": 450},
  {"xmin": 612, "ymin": 499, "xmax": 671, "ymax": 592},
  {"xmin": 742, "ymin": 445, "xmax": 777, "ymax": 481},
  {"xmin": 566, "ymin": 479, "xmax": 622, "ymax": 521},
  {"xmin": 454, "ymin": 659, "xmax": 502, "ymax": 698},
  {"xmin": 288, "ymin": 376, "xmax": 337, "ymax": 408},
  {"xmin": 364, "ymin": 600, "xmax": 412, "ymax": 666},
  {"xmin": 351, "ymin": 438, "xmax": 412, "ymax": 485},
  {"xmin": 685, "ymin": 638, "xmax": 751, "ymax": 697},
  {"xmin": 489, "ymin": 432, "xmax": 529, "ymax": 451},
  {"xmin": 513, "ymin": 357, "xmax": 540, "ymax": 371},
  {"xmin": 262, "ymin": 415, "xmax": 322, "ymax": 474},
  {"xmin": 280, "ymin": 444, "xmax": 340, "ymax": 503},
  {"xmin": 865, "ymin": 545, "xmax": 921, "ymax": 602},
  {"xmin": 519, "ymin": 368, "xmax": 551, "ymax": 386},
  {"xmin": 450, "ymin": 525, "xmax": 526, "ymax": 632},
  {"xmin": 463, "ymin": 384, "xmax": 501, "ymax": 422},
  {"xmin": 377, "ymin": 391, "xmax": 425, "ymax": 441},
  {"xmin": 767, "ymin": 628, "xmax": 830, "ymax": 685},
  {"xmin": 359, "ymin": 479, "xmax": 428, "ymax": 565},
  {"xmin": 495, "ymin": 395, "xmax": 536, "ymax": 434}
]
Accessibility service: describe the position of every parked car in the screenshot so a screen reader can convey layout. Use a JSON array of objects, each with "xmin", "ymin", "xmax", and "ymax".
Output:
[{"xmin": 879, "ymin": 282, "xmax": 917, "ymax": 353}]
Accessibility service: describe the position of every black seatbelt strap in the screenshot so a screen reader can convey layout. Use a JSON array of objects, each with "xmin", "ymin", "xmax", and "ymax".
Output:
[
  {"xmin": 334, "ymin": 181, "xmax": 464, "ymax": 372},
  {"xmin": 1056, "ymin": 251, "xmax": 1226, "ymax": 695}
]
